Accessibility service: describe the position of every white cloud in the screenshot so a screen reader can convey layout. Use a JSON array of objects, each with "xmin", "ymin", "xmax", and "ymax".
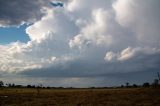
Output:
[
  {"xmin": 112, "ymin": 0, "xmax": 136, "ymax": 27},
  {"xmin": 113, "ymin": 0, "xmax": 160, "ymax": 47},
  {"xmin": 26, "ymin": 8, "xmax": 56, "ymax": 42},
  {"xmin": 118, "ymin": 47, "xmax": 135, "ymax": 61},
  {"xmin": 105, "ymin": 47, "xmax": 160, "ymax": 62},
  {"xmin": 104, "ymin": 51, "xmax": 117, "ymax": 61},
  {"xmin": 0, "ymin": 0, "xmax": 160, "ymax": 82},
  {"xmin": 69, "ymin": 8, "xmax": 113, "ymax": 49}
]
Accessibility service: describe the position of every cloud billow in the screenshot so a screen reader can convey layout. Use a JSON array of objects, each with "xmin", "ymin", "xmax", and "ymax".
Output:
[{"xmin": 0, "ymin": 0, "xmax": 160, "ymax": 86}]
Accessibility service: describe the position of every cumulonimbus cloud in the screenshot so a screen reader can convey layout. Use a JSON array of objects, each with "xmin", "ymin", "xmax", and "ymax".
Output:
[{"xmin": 0, "ymin": 0, "xmax": 160, "ymax": 79}]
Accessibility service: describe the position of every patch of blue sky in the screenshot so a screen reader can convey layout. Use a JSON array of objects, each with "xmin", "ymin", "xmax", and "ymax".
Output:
[
  {"xmin": 0, "ymin": 25, "xmax": 30, "ymax": 44},
  {"xmin": 50, "ymin": 2, "xmax": 63, "ymax": 7}
]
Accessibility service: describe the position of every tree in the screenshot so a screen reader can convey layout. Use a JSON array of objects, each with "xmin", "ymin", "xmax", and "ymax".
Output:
[
  {"xmin": 0, "ymin": 81, "xmax": 4, "ymax": 87},
  {"xmin": 126, "ymin": 82, "xmax": 129, "ymax": 87},
  {"xmin": 143, "ymin": 82, "xmax": 150, "ymax": 88},
  {"xmin": 153, "ymin": 79, "xmax": 159, "ymax": 88},
  {"xmin": 12, "ymin": 83, "xmax": 15, "ymax": 87},
  {"xmin": 27, "ymin": 85, "xmax": 32, "ymax": 88},
  {"xmin": 157, "ymin": 72, "xmax": 160, "ymax": 81},
  {"xmin": 6, "ymin": 83, "xmax": 15, "ymax": 87},
  {"xmin": 120, "ymin": 85, "xmax": 124, "ymax": 88},
  {"xmin": 133, "ymin": 84, "xmax": 138, "ymax": 88}
]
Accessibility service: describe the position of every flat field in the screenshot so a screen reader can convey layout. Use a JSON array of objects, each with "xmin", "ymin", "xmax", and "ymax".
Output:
[{"xmin": 0, "ymin": 88, "xmax": 160, "ymax": 106}]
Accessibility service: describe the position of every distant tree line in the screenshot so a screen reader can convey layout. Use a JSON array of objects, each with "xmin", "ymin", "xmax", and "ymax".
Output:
[
  {"xmin": 0, "ymin": 72, "xmax": 160, "ymax": 89},
  {"xmin": 0, "ymin": 81, "xmax": 159, "ymax": 89},
  {"xmin": 120, "ymin": 72, "xmax": 160, "ymax": 88},
  {"xmin": 119, "ymin": 80, "xmax": 159, "ymax": 88},
  {"xmin": 0, "ymin": 80, "xmax": 159, "ymax": 89}
]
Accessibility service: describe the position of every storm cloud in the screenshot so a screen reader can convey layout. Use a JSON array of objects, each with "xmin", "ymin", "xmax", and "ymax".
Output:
[
  {"xmin": 0, "ymin": 0, "xmax": 160, "ymax": 86},
  {"xmin": 0, "ymin": 0, "xmax": 51, "ymax": 27}
]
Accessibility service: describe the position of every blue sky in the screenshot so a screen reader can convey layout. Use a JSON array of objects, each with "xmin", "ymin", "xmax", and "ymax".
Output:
[{"xmin": 0, "ymin": 25, "xmax": 30, "ymax": 44}]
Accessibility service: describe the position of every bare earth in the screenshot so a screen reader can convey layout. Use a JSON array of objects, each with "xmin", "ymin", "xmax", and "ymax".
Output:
[{"xmin": 0, "ymin": 88, "xmax": 160, "ymax": 106}]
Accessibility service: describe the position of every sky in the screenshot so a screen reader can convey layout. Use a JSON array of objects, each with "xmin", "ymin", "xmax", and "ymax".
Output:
[
  {"xmin": 0, "ymin": 0, "xmax": 160, "ymax": 87},
  {"xmin": 0, "ymin": 25, "xmax": 29, "ymax": 44}
]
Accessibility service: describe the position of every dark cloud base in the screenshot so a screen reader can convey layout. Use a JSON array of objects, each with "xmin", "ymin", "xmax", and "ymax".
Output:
[
  {"xmin": 0, "ymin": 70, "xmax": 158, "ymax": 87},
  {"xmin": 0, "ymin": 0, "xmax": 50, "ymax": 26}
]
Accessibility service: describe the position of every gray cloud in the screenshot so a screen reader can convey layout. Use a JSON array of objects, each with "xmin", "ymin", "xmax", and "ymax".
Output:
[
  {"xmin": 0, "ymin": 0, "xmax": 160, "ymax": 87},
  {"xmin": 0, "ymin": 0, "xmax": 51, "ymax": 27},
  {"xmin": 20, "ymin": 48, "xmax": 160, "ymax": 78},
  {"xmin": 1, "ymin": 69, "xmax": 157, "ymax": 87}
]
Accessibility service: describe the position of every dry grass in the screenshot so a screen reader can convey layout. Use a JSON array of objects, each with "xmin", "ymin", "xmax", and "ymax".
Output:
[{"xmin": 0, "ymin": 88, "xmax": 160, "ymax": 106}]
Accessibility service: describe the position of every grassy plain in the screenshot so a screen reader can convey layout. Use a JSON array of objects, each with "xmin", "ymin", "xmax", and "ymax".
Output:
[{"xmin": 0, "ymin": 88, "xmax": 160, "ymax": 106}]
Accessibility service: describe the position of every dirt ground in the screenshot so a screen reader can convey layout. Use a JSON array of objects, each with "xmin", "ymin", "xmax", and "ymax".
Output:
[{"xmin": 0, "ymin": 88, "xmax": 160, "ymax": 106}]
